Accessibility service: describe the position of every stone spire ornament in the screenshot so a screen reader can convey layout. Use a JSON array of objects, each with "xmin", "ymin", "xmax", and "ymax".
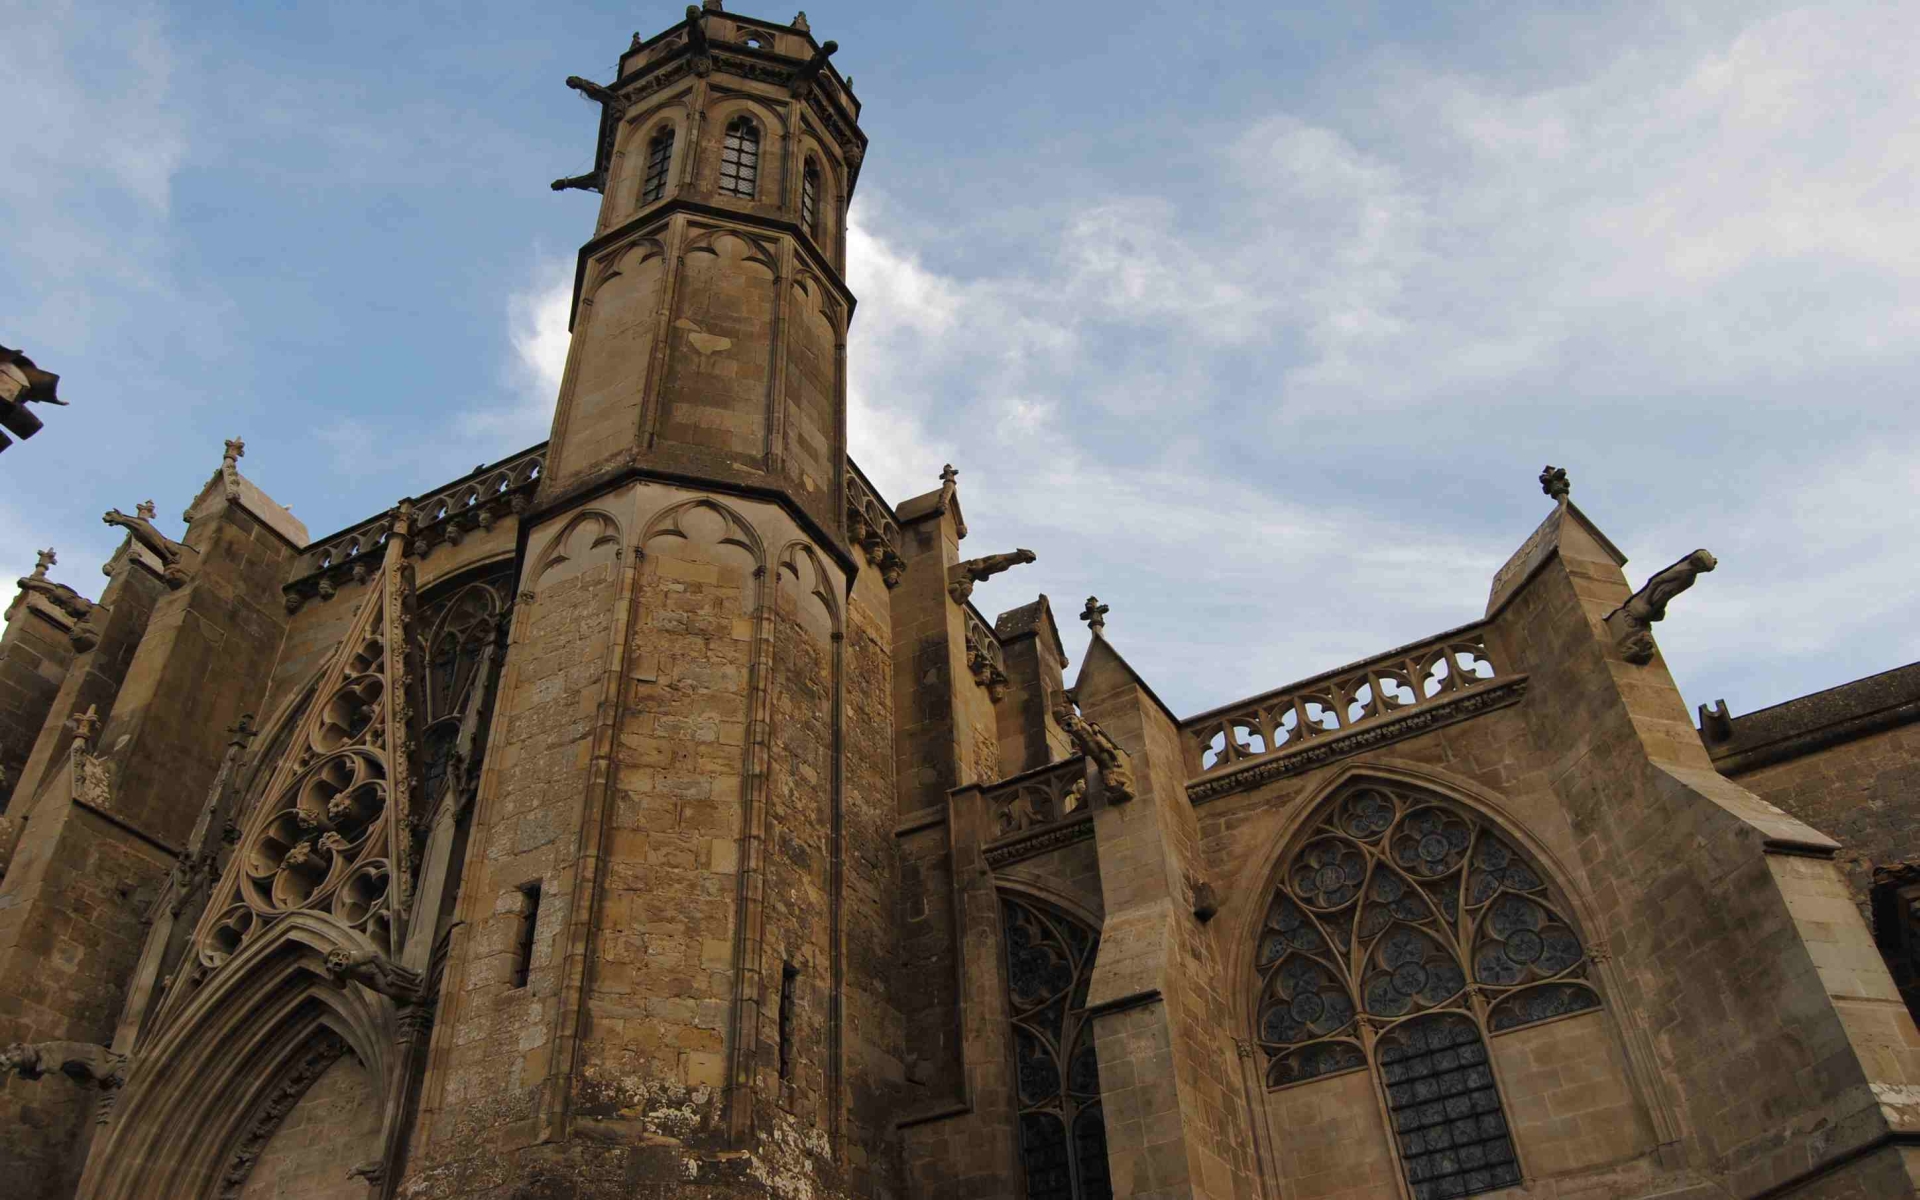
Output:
[
  {"xmin": 1080, "ymin": 596, "xmax": 1109, "ymax": 636},
  {"xmin": 31, "ymin": 548, "xmax": 54, "ymax": 579},
  {"xmin": 223, "ymin": 438, "xmax": 245, "ymax": 468},
  {"xmin": 1540, "ymin": 465, "xmax": 1570, "ymax": 501}
]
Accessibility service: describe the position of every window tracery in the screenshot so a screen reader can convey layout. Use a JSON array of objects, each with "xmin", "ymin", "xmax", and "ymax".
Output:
[
  {"xmin": 719, "ymin": 116, "xmax": 760, "ymax": 198},
  {"xmin": 801, "ymin": 158, "xmax": 819, "ymax": 234},
  {"xmin": 1001, "ymin": 895, "xmax": 1112, "ymax": 1200},
  {"xmin": 641, "ymin": 126, "xmax": 674, "ymax": 204},
  {"xmin": 1255, "ymin": 783, "xmax": 1602, "ymax": 1199}
]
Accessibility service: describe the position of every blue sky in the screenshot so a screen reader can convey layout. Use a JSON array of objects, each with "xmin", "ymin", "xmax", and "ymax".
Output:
[{"xmin": 4, "ymin": 0, "xmax": 1917, "ymax": 722}]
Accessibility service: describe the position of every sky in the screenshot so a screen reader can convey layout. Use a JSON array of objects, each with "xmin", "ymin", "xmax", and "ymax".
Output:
[{"xmin": 3, "ymin": 0, "xmax": 1917, "ymax": 723}]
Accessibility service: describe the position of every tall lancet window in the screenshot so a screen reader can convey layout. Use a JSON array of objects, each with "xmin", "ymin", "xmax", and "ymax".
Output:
[
  {"xmin": 1000, "ymin": 895, "xmax": 1113, "ymax": 1200},
  {"xmin": 641, "ymin": 126, "xmax": 674, "ymax": 205},
  {"xmin": 801, "ymin": 158, "xmax": 820, "ymax": 234},
  {"xmin": 718, "ymin": 116, "xmax": 759, "ymax": 198},
  {"xmin": 1255, "ymin": 783, "xmax": 1602, "ymax": 1200}
]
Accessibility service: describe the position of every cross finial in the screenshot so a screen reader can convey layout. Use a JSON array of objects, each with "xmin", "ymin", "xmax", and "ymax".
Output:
[
  {"xmin": 1080, "ymin": 595, "xmax": 1109, "ymax": 636},
  {"xmin": 32, "ymin": 548, "xmax": 56, "ymax": 579},
  {"xmin": 224, "ymin": 437, "xmax": 245, "ymax": 467},
  {"xmin": 1539, "ymin": 465, "xmax": 1570, "ymax": 501},
  {"xmin": 939, "ymin": 464, "xmax": 958, "ymax": 488},
  {"xmin": 136, "ymin": 499, "xmax": 157, "ymax": 521}
]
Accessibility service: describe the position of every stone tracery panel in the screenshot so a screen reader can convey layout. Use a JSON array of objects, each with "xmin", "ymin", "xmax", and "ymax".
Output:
[{"xmin": 1254, "ymin": 782, "xmax": 1602, "ymax": 1198}]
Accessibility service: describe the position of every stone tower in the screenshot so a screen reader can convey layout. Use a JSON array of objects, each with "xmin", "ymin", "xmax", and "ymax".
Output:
[{"xmin": 401, "ymin": 5, "xmax": 895, "ymax": 1195}]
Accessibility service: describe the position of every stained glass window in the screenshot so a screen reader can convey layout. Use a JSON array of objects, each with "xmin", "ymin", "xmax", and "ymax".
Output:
[
  {"xmin": 719, "ymin": 117, "xmax": 759, "ymax": 198},
  {"xmin": 641, "ymin": 127, "xmax": 674, "ymax": 204},
  {"xmin": 1001, "ymin": 895, "xmax": 1113, "ymax": 1200},
  {"xmin": 1255, "ymin": 783, "xmax": 1602, "ymax": 1197}
]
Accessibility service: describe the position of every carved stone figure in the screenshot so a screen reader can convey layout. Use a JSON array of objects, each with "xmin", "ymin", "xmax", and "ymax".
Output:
[
  {"xmin": 325, "ymin": 947, "xmax": 426, "ymax": 1005},
  {"xmin": 789, "ymin": 38, "xmax": 838, "ymax": 98},
  {"xmin": 1540, "ymin": 464, "xmax": 1570, "ymax": 500},
  {"xmin": 948, "ymin": 548, "xmax": 1036, "ymax": 604},
  {"xmin": 2, "ymin": 1041, "xmax": 127, "ymax": 1089},
  {"xmin": 1052, "ymin": 694, "xmax": 1136, "ymax": 804},
  {"xmin": 102, "ymin": 501, "xmax": 192, "ymax": 589},
  {"xmin": 1605, "ymin": 549, "xmax": 1717, "ymax": 665}
]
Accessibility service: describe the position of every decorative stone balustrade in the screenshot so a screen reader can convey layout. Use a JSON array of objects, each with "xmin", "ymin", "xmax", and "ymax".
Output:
[
  {"xmin": 1186, "ymin": 623, "xmax": 1526, "ymax": 802},
  {"xmin": 982, "ymin": 755, "xmax": 1091, "ymax": 868},
  {"xmin": 845, "ymin": 461, "xmax": 904, "ymax": 587},
  {"xmin": 283, "ymin": 445, "xmax": 545, "ymax": 610}
]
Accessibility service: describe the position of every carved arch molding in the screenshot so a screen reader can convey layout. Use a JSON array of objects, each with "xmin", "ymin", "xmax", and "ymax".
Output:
[{"xmin": 1253, "ymin": 781, "xmax": 1604, "ymax": 1200}]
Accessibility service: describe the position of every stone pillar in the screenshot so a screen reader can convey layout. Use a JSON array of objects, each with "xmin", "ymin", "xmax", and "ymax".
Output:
[
  {"xmin": 0, "ymin": 468, "xmax": 302, "ymax": 1199},
  {"xmin": 1074, "ymin": 635, "xmax": 1260, "ymax": 1200},
  {"xmin": 992, "ymin": 595, "xmax": 1069, "ymax": 777},
  {"xmin": 1486, "ymin": 493, "xmax": 1920, "ymax": 1194}
]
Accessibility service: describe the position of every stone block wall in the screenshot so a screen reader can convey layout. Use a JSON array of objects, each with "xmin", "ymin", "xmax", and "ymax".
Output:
[{"xmin": 0, "ymin": 598, "xmax": 74, "ymax": 814}]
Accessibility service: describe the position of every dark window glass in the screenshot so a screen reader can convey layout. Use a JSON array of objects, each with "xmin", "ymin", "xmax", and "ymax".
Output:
[
  {"xmin": 1001, "ymin": 896, "xmax": 1113, "ymax": 1200},
  {"xmin": 801, "ymin": 160, "xmax": 819, "ymax": 233},
  {"xmin": 719, "ymin": 117, "xmax": 759, "ymax": 198},
  {"xmin": 1378, "ymin": 1015, "xmax": 1521, "ymax": 1199},
  {"xmin": 642, "ymin": 127, "xmax": 674, "ymax": 204}
]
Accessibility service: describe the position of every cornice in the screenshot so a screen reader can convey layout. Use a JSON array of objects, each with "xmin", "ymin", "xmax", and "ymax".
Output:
[{"xmin": 982, "ymin": 812, "xmax": 1096, "ymax": 869}]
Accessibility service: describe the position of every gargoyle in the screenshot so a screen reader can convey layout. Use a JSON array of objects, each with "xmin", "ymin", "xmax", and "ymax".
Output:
[
  {"xmin": 102, "ymin": 501, "xmax": 192, "ymax": 589},
  {"xmin": 1605, "ymin": 549, "xmax": 1716, "ymax": 665},
  {"xmin": 789, "ymin": 39, "xmax": 839, "ymax": 98},
  {"xmin": 684, "ymin": 6, "xmax": 713, "ymax": 73},
  {"xmin": 550, "ymin": 169, "xmax": 607, "ymax": 194},
  {"xmin": 325, "ymin": 947, "xmax": 426, "ymax": 1005},
  {"xmin": 947, "ymin": 548, "xmax": 1036, "ymax": 605},
  {"xmin": 14, "ymin": 548, "xmax": 94, "ymax": 622},
  {"xmin": 2, "ymin": 1041, "xmax": 126, "ymax": 1089},
  {"xmin": 1052, "ymin": 694, "xmax": 1136, "ymax": 804}
]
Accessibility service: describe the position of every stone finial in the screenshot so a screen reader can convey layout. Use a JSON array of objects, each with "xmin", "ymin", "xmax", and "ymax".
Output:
[
  {"xmin": 702, "ymin": 0, "xmax": 723, "ymax": 10},
  {"xmin": 1539, "ymin": 465, "xmax": 1570, "ymax": 501},
  {"xmin": 67, "ymin": 704, "xmax": 102, "ymax": 749},
  {"xmin": 223, "ymin": 437, "xmax": 245, "ymax": 467},
  {"xmin": 1080, "ymin": 596, "xmax": 1109, "ymax": 636},
  {"xmin": 791, "ymin": 10, "xmax": 809, "ymax": 30},
  {"xmin": 1605, "ymin": 549, "xmax": 1717, "ymax": 665},
  {"xmin": 31, "ymin": 548, "xmax": 54, "ymax": 579},
  {"xmin": 135, "ymin": 499, "xmax": 157, "ymax": 520}
]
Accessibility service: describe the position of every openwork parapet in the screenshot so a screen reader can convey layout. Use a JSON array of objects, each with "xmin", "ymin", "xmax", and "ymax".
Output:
[
  {"xmin": 845, "ymin": 460, "xmax": 905, "ymax": 587},
  {"xmin": 983, "ymin": 756, "xmax": 1092, "ymax": 868},
  {"xmin": 1188, "ymin": 624, "xmax": 1504, "ymax": 784},
  {"xmin": 284, "ymin": 444, "xmax": 545, "ymax": 610}
]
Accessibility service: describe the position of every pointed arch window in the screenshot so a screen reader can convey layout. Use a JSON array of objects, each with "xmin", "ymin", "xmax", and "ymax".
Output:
[
  {"xmin": 1000, "ymin": 895, "xmax": 1113, "ymax": 1200},
  {"xmin": 1255, "ymin": 783, "xmax": 1603, "ymax": 1200},
  {"xmin": 801, "ymin": 158, "xmax": 820, "ymax": 234},
  {"xmin": 641, "ymin": 126, "xmax": 675, "ymax": 204},
  {"xmin": 718, "ymin": 116, "xmax": 760, "ymax": 198}
]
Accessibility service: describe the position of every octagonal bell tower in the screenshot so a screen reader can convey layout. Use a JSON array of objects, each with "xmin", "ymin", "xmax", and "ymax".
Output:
[
  {"xmin": 406, "ymin": 8, "xmax": 894, "ymax": 1198},
  {"xmin": 542, "ymin": 1, "xmax": 865, "ymax": 541}
]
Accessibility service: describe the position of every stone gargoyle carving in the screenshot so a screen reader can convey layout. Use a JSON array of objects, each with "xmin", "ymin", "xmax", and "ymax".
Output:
[
  {"xmin": 16, "ymin": 548, "xmax": 94, "ymax": 623},
  {"xmin": 1052, "ymin": 694, "xmax": 1136, "ymax": 804},
  {"xmin": 1605, "ymin": 549, "xmax": 1717, "ymax": 665},
  {"xmin": 102, "ymin": 501, "xmax": 192, "ymax": 589},
  {"xmin": 2, "ymin": 1041, "xmax": 127, "ymax": 1089},
  {"xmin": 325, "ymin": 947, "xmax": 426, "ymax": 1005},
  {"xmin": 948, "ymin": 548, "xmax": 1036, "ymax": 605},
  {"xmin": 550, "ymin": 75, "xmax": 624, "ymax": 193}
]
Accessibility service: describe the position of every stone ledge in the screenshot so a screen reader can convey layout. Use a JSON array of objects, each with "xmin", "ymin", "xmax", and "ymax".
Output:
[{"xmin": 982, "ymin": 812, "xmax": 1095, "ymax": 869}]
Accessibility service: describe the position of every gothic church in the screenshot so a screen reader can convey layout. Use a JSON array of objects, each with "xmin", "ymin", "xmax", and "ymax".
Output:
[{"xmin": 5, "ymin": 6, "xmax": 1920, "ymax": 1199}]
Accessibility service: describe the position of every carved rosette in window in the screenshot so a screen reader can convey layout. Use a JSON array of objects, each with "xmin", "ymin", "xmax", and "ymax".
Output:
[
  {"xmin": 192, "ymin": 549, "xmax": 424, "ymax": 971},
  {"xmin": 1254, "ymin": 783, "xmax": 1602, "ymax": 1196},
  {"xmin": 1000, "ymin": 896, "xmax": 1112, "ymax": 1200}
]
